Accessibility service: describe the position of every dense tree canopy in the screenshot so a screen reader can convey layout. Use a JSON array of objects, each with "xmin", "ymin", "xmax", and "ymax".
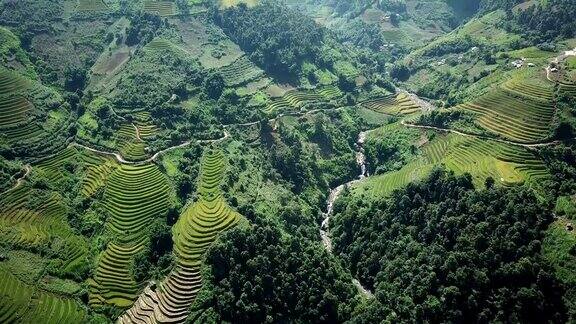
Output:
[
  {"xmin": 192, "ymin": 223, "xmax": 359, "ymax": 323},
  {"xmin": 514, "ymin": 0, "xmax": 576, "ymax": 43},
  {"xmin": 214, "ymin": 3, "xmax": 325, "ymax": 79},
  {"xmin": 332, "ymin": 169, "xmax": 568, "ymax": 323}
]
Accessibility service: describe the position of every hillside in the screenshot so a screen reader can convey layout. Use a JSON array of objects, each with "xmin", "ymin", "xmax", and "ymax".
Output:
[{"xmin": 0, "ymin": 0, "xmax": 575, "ymax": 323}]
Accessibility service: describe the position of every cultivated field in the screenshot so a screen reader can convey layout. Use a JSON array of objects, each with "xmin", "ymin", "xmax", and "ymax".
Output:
[
  {"xmin": 457, "ymin": 75, "xmax": 556, "ymax": 143},
  {"xmin": 362, "ymin": 93, "xmax": 421, "ymax": 116},
  {"xmin": 76, "ymin": 0, "xmax": 110, "ymax": 12},
  {"xmin": 143, "ymin": 1, "xmax": 177, "ymax": 16},
  {"xmin": 0, "ymin": 69, "xmax": 31, "ymax": 129},
  {"xmin": 354, "ymin": 132, "xmax": 549, "ymax": 197},
  {"xmin": 218, "ymin": 55, "xmax": 265, "ymax": 86},
  {"xmin": 0, "ymin": 269, "xmax": 86, "ymax": 323},
  {"xmin": 88, "ymin": 164, "xmax": 171, "ymax": 308},
  {"xmin": 120, "ymin": 149, "xmax": 241, "ymax": 323},
  {"xmin": 264, "ymin": 86, "xmax": 343, "ymax": 115}
]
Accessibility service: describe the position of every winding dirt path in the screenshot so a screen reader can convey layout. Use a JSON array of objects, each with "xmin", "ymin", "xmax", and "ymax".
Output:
[
  {"xmin": 132, "ymin": 123, "xmax": 142, "ymax": 141},
  {"xmin": 70, "ymin": 130, "xmax": 230, "ymax": 165},
  {"xmin": 1, "ymin": 164, "xmax": 31, "ymax": 196},
  {"xmin": 401, "ymin": 121, "xmax": 565, "ymax": 148}
]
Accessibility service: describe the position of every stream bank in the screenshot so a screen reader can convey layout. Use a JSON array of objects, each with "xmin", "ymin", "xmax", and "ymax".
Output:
[{"xmin": 320, "ymin": 130, "xmax": 373, "ymax": 298}]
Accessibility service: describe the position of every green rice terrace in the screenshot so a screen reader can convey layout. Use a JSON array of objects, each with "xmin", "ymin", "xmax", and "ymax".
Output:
[
  {"xmin": 361, "ymin": 93, "xmax": 421, "ymax": 116},
  {"xmin": 76, "ymin": 0, "xmax": 110, "ymax": 13},
  {"xmin": 455, "ymin": 73, "xmax": 557, "ymax": 143},
  {"xmin": 143, "ymin": 1, "xmax": 177, "ymax": 17},
  {"xmin": 264, "ymin": 86, "xmax": 344, "ymax": 115},
  {"xmin": 354, "ymin": 126, "xmax": 551, "ymax": 198},
  {"xmin": 0, "ymin": 269, "xmax": 86, "ymax": 323},
  {"xmin": 119, "ymin": 149, "xmax": 241, "ymax": 323},
  {"xmin": 1, "ymin": 0, "xmax": 576, "ymax": 323},
  {"xmin": 88, "ymin": 164, "xmax": 172, "ymax": 308},
  {"xmin": 218, "ymin": 55, "xmax": 265, "ymax": 87}
]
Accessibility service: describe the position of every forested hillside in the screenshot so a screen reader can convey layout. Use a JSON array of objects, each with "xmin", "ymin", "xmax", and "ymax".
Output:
[{"xmin": 0, "ymin": 0, "xmax": 575, "ymax": 323}]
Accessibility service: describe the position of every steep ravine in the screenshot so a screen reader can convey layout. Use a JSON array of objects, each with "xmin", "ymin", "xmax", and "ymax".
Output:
[{"xmin": 320, "ymin": 130, "xmax": 374, "ymax": 298}]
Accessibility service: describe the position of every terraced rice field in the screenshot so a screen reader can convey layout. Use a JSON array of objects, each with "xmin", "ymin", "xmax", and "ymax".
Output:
[
  {"xmin": 362, "ymin": 93, "xmax": 420, "ymax": 116},
  {"xmin": 318, "ymin": 85, "xmax": 343, "ymax": 100},
  {"xmin": 143, "ymin": 1, "xmax": 176, "ymax": 16},
  {"xmin": 81, "ymin": 151, "xmax": 117, "ymax": 197},
  {"xmin": 458, "ymin": 77, "xmax": 556, "ymax": 143},
  {"xmin": 424, "ymin": 134, "xmax": 549, "ymax": 186},
  {"xmin": 0, "ymin": 69, "xmax": 29, "ymax": 95},
  {"xmin": 0, "ymin": 185, "xmax": 89, "ymax": 274},
  {"xmin": 89, "ymin": 241, "xmax": 146, "ymax": 308},
  {"xmin": 1, "ymin": 123, "xmax": 43, "ymax": 145},
  {"xmin": 89, "ymin": 164, "xmax": 171, "ymax": 309},
  {"xmin": 146, "ymin": 38, "xmax": 175, "ymax": 52},
  {"xmin": 218, "ymin": 56, "xmax": 264, "ymax": 86},
  {"xmin": 104, "ymin": 164, "xmax": 171, "ymax": 242},
  {"xmin": 133, "ymin": 111, "xmax": 159, "ymax": 139},
  {"xmin": 0, "ymin": 70, "xmax": 69, "ymax": 156},
  {"xmin": 558, "ymin": 80, "xmax": 576, "ymax": 97},
  {"xmin": 34, "ymin": 146, "xmax": 116, "ymax": 197},
  {"xmin": 264, "ymin": 89, "xmax": 327, "ymax": 114},
  {"xmin": 0, "ymin": 70, "xmax": 32, "ymax": 129},
  {"xmin": 35, "ymin": 147, "xmax": 78, "ymax": 182},
  {"xmin": 76, "ymin": 0, "xmax": 110, "ymax": 12},
  {"xmin": 0, "ymin": 95, "xmax": 33, "ymax": 128},
  {"xmin": 120, "ymin": 150, "xmax": 241, "ymax": 323},
  {"xmin": 116, "ymin": 124, "xmax": 148, "ymax": 161},
  {"xmin": 0, "ymin": 269, "xmax": 86, "ymax": 323},
  {"xmin": 355, "ymin": 160, "xmax": 434, "ymax": 197},
  {"xmin": 355, "ymin": 132, "xmax": 549, "ymax": 197}
]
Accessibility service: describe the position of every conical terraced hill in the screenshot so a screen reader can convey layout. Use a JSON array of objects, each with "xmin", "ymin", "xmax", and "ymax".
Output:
[
  {"xmin": 119, "ymin": 149, "xmax": 241, "ymax": 323},
  {"xmin": 89, "ymin": 164, "xmax": 172, "ymax": 309}
]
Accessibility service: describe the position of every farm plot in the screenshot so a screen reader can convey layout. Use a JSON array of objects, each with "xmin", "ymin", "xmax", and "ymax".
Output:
[
  {"xmin": 0, "ymin": 69, "xmax": 29, "ymax": 95},
  {"xmin": 354, "ymin": 132, "xmax": 549, "ymax": 198},
  {"xmin": 88, "ymin": 241, "xmax": 146, "ymax": 309},
  {"xmin": 264, "ymin": 89, "xmax": 327, "ymax": 115},
  {"xmin": 79, "ymin": 149, "xmax": 117, "ymax": 197},
  {"xmin": 318, "ymin": 85, "xmax": 343, "ymax": 100},
  {"xmin": 362, "ymin": 93, "xmax": 420, "ymax": 116},
  {"xmin": 89, "ymin": 164, "xmax": 171, "ymax": 309},
  {"xmin": 103, "ymin": 164, "xmax": 171, "ymax": 243},
  {"xmin": 0, "ymin": 269, "xmax": 86, "ymax": 323},
  {"xmin": 132, "ymin": 111, "xmax": 159, "ymax": 139},
  {"xmin": 0, "ymin": 70, "xmax": 32, "ymax": 129},
  {"xmin": 0, "ymin": 71, "xmax": 71, "ymax": 157},
  {"xmin": 430, "ymin": 135, "xmax": 548, "ymax": 186},
  {"xmin": 120, "ymin": 149, "xmax": 241, "ymax": 323},
  {"xmin": 35, "ymin": 147, "xmax": 78, "ymax": 183},
  {"xmin": 116, "ymin": 124, "xmax": 148, "ymax": 162},
  {"xmin": 145, "ymin": 38, "xmax": 175, "ymax": 52},
  {"xmin": 0, "ymin": 96, "xmax": 33, "ymax": 129},
  {"xmin": 76, "ymin": 0, "xmax": 110, "ymax": 12},
  {"xmin": 218, "ymin": 55, "xmax": 264, "ymax": 86},
  {"xmin": 143, "ymin": 1, "xmax": 177, "ymax": 16},
  {"xmin": 0, "ymin": 185, "xmax": 89, "ymax": 276},
  {"xmin": 458, "ymin": 77, "xmax": 556, "ymax": 143},
  {"xmin": 354, "ymin": 160, "xmax": 434, "ymax": 198},
  {"xmin": 558, "ymin": 80, "xmax": 576, "ymax": 97}
]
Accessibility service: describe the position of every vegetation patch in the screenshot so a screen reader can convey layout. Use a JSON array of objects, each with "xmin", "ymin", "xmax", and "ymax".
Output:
[
  {"xmin": 355, "ymin": 131, "xmax": 549, "ymax": 197},
  {"xmin": 120, "ymin": 149, "xmax": 241, "ymax": 323},
  {"xmin": 451, "ymin": 75, "xmax": 557, "ymax": 143},
  {"xmin": 143, "ymin": 1, "xmax": 177, "ymax": 16},
  {"xmin": 362, "ymin": 93, "xmax": 420, "ymax": 116},
  {"xmin": 0, "ymin": 268, "xmax": 86, "ymax": 323},
  {"xmin": 88, "ymin": 164, "xmax": 172, "ymax": 309}
]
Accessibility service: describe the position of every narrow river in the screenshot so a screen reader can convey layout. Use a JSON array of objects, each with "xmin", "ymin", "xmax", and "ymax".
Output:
[{"xmin": 320, "ymin": 130, "xmax": 374, "ymax": 298}]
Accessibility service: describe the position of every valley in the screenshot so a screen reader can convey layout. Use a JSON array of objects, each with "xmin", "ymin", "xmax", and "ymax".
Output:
[{"xmin": 0, "ymin": 0, "xmax": 576, "ymax": 323}]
